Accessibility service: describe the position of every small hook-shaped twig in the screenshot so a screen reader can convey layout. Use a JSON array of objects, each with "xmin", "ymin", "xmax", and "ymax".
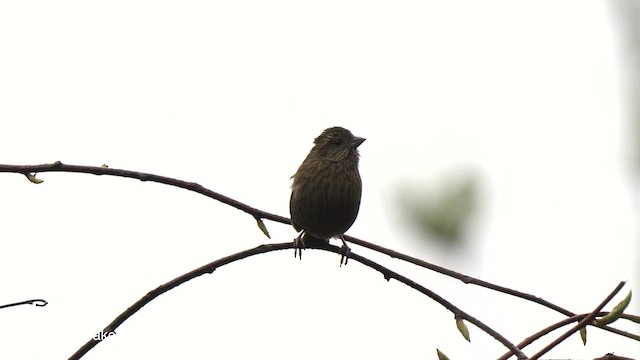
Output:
[{"xmin": 0, "ymin": 298, "xmax": 48, "ymax": 309}]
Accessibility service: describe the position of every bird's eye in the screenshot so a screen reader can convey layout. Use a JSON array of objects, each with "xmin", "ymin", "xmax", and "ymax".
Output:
[{"xmin": 330, "ymin": 138, "xmax": 342, "ymax": 145}]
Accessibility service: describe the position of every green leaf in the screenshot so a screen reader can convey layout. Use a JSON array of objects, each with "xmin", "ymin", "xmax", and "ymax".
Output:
[
  {"xmin": 596, "ymin": 290, "xmax": 632, "ymax": 326},
  {"xmin": 456, "ymin": 318, "xmax": 470, "ymax": 342},
  {"xmin": 25, "ymin": 173, "xmax": 43, "ymax": 184},
  {"xmin": 255, "ymin": 217, "xmax": 271, "ymax": 239},
  {"xmin": 436, "ymin": 349, "xmax": 450, "ymax": 360}
]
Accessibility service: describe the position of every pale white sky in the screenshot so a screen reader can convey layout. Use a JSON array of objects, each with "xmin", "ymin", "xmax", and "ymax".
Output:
[{"xmin": 0, "ymin": 1, "xmax": 638, "ymax": 359}]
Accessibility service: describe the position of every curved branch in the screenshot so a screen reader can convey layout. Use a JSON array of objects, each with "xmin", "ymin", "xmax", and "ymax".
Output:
[
  {"xmin": 0, "ymin": 165, "xmax": 596, "ymax": 313},
  {"xmin": 341, "ymin": 236, "xmax": 640, "ymax": 343},
  {"xmin": 1, "ymin": 162, "xmax": 635, "ymax": 352},
  {"xmin": 0, "ymin": 161, "xmax": 289, "ymax": 224},
  {"xmin": 69, "ymin": 242, "xmax": 527, "ymax": 360}
]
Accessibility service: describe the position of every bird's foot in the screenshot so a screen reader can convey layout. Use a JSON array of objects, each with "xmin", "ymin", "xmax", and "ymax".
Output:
[
  {"xmin": 293, "ymin": 232, "xmax": 305, "ymax": 260},
  {"xmin": 339, "ymin": 235, "xmax": 351, "ymax": 266}
]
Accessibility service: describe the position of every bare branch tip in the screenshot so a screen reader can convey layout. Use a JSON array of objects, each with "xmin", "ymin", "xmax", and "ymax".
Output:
[{"xmin": 31, "ymin": 299, "xmax": 48, "ymax": 307}]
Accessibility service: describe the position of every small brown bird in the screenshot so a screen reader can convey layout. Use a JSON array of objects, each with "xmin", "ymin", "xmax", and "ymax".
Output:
[{"xmin": 290, "ymin": 126, "xmax": 365, "ymax": 261}]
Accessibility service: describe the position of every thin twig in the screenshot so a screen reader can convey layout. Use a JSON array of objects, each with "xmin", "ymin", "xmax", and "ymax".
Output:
[
  {"xmin": 0, "ymin": 299, "xmax": 48, "ymax": 309},
  {"xmin": 528, "ymin": 281, "xmax": 626, "ymax": 360},
  {"xmin": 498, "ymin": 311, "xmax": 639, "ymax": 360}
]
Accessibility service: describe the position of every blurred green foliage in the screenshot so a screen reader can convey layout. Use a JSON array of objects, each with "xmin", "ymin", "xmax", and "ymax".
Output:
[{"xmin": 396, "ymin": 169, "xmax": 481, "ymax": 248}]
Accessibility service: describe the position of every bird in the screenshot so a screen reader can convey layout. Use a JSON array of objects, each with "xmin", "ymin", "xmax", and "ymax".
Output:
[{"xmin": 289, "ymin": 126, "xmax": 365, "ymax": 263}]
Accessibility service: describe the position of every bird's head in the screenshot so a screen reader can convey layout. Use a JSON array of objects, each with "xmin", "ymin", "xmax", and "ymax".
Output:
[{"xmin": 310, "ymin": 126, "xmax": 366, "ymax": 162}]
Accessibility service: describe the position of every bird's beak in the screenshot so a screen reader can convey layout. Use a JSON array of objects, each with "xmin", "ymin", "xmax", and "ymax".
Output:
[{"xmin": 351, "ymin": 136, "xmax": 366, "ymax": 148}]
